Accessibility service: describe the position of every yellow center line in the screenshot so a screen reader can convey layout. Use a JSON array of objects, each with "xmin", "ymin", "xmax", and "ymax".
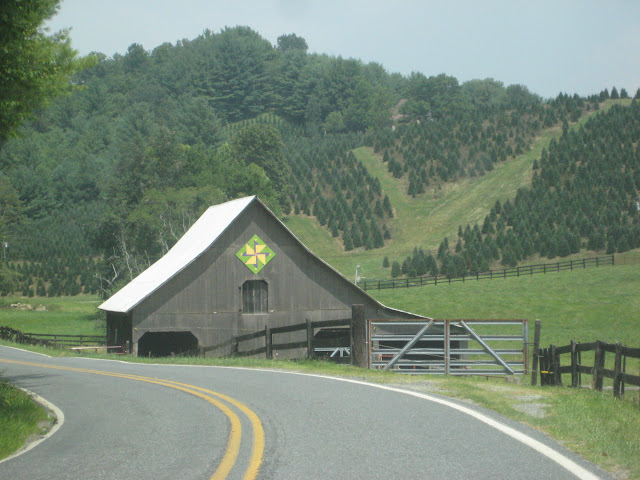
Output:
[
  {"xmin": 0, "ymin": 359, "xmax": 263, "ymax": 480},
  {"xmin": 119, "ymin": 375, "xmax": 265, "ymax": 480}
]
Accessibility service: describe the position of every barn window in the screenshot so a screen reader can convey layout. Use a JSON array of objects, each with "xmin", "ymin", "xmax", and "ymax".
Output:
[{"xmin": 242, "ymin": 280, "xmax": 268, "ymax": 314}]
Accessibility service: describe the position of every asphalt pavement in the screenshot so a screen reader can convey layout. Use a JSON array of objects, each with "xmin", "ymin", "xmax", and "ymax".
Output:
[{"xmin": 0, "ymin": 346, "xmax": 613, "ymax": 480}]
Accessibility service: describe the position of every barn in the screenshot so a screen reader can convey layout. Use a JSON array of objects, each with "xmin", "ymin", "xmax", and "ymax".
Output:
[{"xmin": 99, "ymin": 196, "xmax": 424, "ymax": 357}]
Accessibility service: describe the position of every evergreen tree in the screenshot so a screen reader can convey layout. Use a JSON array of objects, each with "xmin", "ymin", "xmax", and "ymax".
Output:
[
  {"xmin": 391, "ymin": 261, "xmax": 401, "ymax": 278},
  {"xmin": 350, "ymin": 223, "xmax": 362, "ymax": 248},
  {"xmin": 617, "ymin": 236, "xmax": 630, "ymax": 253},
  {"xmin": 343, "ymin": 231, "xmax": 354, "ymax": 251}
]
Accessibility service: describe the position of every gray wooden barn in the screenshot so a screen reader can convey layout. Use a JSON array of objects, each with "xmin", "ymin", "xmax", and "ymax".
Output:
[{"xmin": 99, "ymin": 196, "xmax": 423, "ymax": 357}]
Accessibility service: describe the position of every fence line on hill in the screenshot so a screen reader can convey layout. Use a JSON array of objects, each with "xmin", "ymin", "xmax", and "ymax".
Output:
[{"xmin": 360, "ymin": 255, "xmax": 615, "ymax": 291}]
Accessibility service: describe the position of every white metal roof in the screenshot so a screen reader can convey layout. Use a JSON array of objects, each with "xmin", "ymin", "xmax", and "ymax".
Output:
[
  {"xmin": 99, "ymin": 194, "xmax": 425, "ymax": 320},
  {"xmin": 99, "ymin": 196, "xmax": 255, "ymax": 313}
]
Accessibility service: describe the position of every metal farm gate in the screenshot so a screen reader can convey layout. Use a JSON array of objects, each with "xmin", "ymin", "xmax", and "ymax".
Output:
[{"xmin": 369, "ymin": 319, "xmax": 529, "ymax": 375}]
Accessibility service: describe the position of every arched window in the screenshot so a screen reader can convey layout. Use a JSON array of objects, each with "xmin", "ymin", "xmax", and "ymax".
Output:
[{"xmin": 242, "ymin": 280, "xmax": 268, "ymax": 314}]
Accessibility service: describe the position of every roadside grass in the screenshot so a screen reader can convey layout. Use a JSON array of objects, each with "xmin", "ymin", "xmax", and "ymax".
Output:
[
  {"xmin": 0, "ymin": 375, "xmax": 52, "ymax": 460},
  {"xmin": 0, "ymin": 295, "xmax": 103, "ymax": 335}
]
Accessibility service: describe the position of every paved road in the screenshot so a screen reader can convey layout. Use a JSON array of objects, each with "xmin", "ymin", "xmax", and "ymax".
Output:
[{"xmin": 0, "ymin": 346, "xmax": 612, "ymax": 480}]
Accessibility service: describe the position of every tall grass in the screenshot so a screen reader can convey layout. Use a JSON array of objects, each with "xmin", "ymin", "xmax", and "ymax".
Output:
[{"xmin": 0, "ymin": 376, "xmax": 51, "ymax": 459}]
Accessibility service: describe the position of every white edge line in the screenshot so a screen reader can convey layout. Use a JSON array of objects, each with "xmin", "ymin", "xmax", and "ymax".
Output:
[
  {"xmin": 0, "ymin": 347, "xmax": 603, "ymax": 479},
  {"xmin": 0, "ymin": 387, "xmax": 64, "ymax": 465},
  {"xmin": 0, "ymin": 345, "xmax": 52, "ymax": 358},
  {"xmin": 260, "ymin": 370, "xmax": 603, "ymax": 480}
]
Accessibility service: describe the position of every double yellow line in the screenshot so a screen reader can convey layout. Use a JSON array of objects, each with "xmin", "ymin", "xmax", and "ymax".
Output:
[{"xmin": 0, "ymin": 359, "xmax": 264, "ymax": 480}]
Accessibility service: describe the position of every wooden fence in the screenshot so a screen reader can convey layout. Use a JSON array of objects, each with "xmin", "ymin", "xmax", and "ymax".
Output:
[
  {"xmin": 0, "ymin": 326, "xmax": 106, "ymax": 348},
  {"xmin": 230, "ymin": 318, "xmax": 351, "ymax": 359},
  {"xmin": 360, "ymin": 255, "xmax": 615, "ymax": 291},
  {"xmin": 534, "ymin": 340, "xmax": 640, "ymax": 399}
]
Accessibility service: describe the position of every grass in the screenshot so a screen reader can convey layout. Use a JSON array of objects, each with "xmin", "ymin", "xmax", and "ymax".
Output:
[
  {"xmin": 0, "ymin": 295, "xmax": 103, "ymax": 335},
  {"xmin": 370, "ymin": 263, "xmax": 640, "ymax": 349},
  {"xmin": 0, "ymin": 375, "xmax": 52, "ymax": 460}
]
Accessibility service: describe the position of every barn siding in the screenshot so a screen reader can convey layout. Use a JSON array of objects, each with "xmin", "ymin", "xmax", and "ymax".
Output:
[{"xmin": 122, "ymin": 200, "xmax": 419, "ymax": 355}]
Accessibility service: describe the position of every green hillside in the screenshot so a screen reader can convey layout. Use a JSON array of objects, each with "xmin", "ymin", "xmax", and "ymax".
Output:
[
  {"xmin": 285, "ymin": 99, "xmax": 635, "ymax": 280},
  {"xmin": 0, "ymin": 20, "xmax": 636, "ymax": 298}
]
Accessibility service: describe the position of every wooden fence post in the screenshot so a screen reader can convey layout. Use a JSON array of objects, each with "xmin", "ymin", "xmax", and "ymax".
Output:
[
  {"xmin": 551, "ymin": 344, "xmax": 562, "ymax": 386},
  {"xmin": 306, "ymin": 319, "xmax": 314, "ymax": 359},
  {"xmin": 570, "ymin": 340, "xmax": 579, "ymax": 388},
  {"xmin": 350, "ymin": 304, "xmax": 368, "ymax": 368},
  {"xmin": 265, "ymin": 325, "xmax": 272, "ymax": 359},
  {"xmin": 531, "ymin": 320, "xmax": 541, "ymax": 386},
  {"xmin": 539, "ymin": 348, "xmax": 549, "ymax": 386},
  {"xmin": 613, "ymin": 342, "xmax": 622, "ymax": 398},
  {"xmin": 594, "ymin": 341, "xmax": 604, "ymax": 391}
]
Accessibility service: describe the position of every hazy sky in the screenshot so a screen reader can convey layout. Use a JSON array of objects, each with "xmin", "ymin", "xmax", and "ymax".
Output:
[{"xmin": 46, "ymin": 0, "xmax": 640, "ymax": 99}]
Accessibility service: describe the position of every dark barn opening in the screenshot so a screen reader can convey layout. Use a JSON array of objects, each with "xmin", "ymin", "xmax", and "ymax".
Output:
[
  {"xmin": 313, "ymin": 327, "xmax": 351, "ymax": 363},
  {"xmin": 138, "ymin": 331, "xmax": 199, "ymax": 357}
]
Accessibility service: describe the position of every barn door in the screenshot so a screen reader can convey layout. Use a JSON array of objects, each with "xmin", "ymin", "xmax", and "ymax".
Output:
[{"xmin": 242, "ymin": 280, "xmax": 268, "ymax": 314}]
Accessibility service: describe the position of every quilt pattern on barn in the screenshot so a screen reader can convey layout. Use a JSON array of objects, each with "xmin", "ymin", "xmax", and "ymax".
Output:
[{"xmin": 236, "ymin": 234, "xmax": 275, "ymax": 274}]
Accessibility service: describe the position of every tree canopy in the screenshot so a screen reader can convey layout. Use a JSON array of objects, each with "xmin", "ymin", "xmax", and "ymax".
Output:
[{"xmin": 0, "ymin": 0, "xmax": 93, "ymax": 144}]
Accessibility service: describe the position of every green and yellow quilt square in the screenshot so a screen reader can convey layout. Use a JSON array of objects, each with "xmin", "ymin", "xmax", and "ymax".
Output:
[{"xmin": 236, "ymin": 234, "xmax": 275, "ymax": 274}]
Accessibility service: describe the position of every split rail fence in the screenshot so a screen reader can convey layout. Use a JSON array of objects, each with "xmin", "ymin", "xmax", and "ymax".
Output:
[
  {"xmin": 534, "ymin": 340, "xmax": 640, "ymax": 399},
  {"xmin": 226, "ymin": 318, "xmax": 352, "ymax": 359},
  {"xmin": 0, "ymin": 326, "xmax": 106, "ymax": 348},
  {"xmin": 361, "ymin": 255, "xmax": 614, "ymax": 291}
]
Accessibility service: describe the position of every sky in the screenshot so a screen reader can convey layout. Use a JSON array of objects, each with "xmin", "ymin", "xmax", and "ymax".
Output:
[{"xmin": 46, "ymin": 0, "xmax": 640, "ymax": 99}]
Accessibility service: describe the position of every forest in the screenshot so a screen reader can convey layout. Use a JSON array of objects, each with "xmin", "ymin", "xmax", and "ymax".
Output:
[{"xmin": 0, "ymin": 25, "xmax": 638, "ymax": 297}]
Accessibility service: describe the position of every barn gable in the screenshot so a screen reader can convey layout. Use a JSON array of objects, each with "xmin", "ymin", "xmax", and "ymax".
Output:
[{"xmin": 100, "ymin": 196, "xmax": 422, "ymax": 356}]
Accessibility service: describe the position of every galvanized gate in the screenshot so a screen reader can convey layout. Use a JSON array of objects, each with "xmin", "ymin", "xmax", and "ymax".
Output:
[{"xmin": 369, "ymin": 319, "xmax": 529, "ymax": 375}]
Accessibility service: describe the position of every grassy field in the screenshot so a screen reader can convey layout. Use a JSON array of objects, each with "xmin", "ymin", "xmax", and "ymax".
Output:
[
  {"xmin": 0, "ymin": 296, "xmax": 103, "ymax": 335},
  {"xmin": 371, "ymin": 263, "xmax": 640, "ymax": 348}
]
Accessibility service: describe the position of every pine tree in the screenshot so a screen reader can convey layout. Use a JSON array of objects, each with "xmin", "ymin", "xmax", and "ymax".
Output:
[
  {"xmin": 610, "ymin": 86, "xmax": 619, "ymax": 99},
  {"xmin": 351, "ymin": 224, "xmax": 362, "ymax": 248},
  {"xmin": 383, "ymin": 195, "xmax": 393, "ymax": 217},
  {"xmin": 391, "ymin": 261, "xmax": 401, "ymax": 278},
  {"xmin": 343, "ymin": 231, "xmax": 354, "ymax": 251},
  {"xmin": 617, "ymin": 236, "xmax": 630, "ymax": 253},
  {"xmin": 365, "ymin": 236, "xmax": 373, "ymax": 250},
  {"xmin": 372, "ymin": 224, "xmax": 384, "ymax": 248},
  {"xmin": 382, "ymin": 256, "xmax": 390, "ymax": 268},
  {"xmin": 401, "ymin": 258, "xmax": 410, "ymax": 275}
]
